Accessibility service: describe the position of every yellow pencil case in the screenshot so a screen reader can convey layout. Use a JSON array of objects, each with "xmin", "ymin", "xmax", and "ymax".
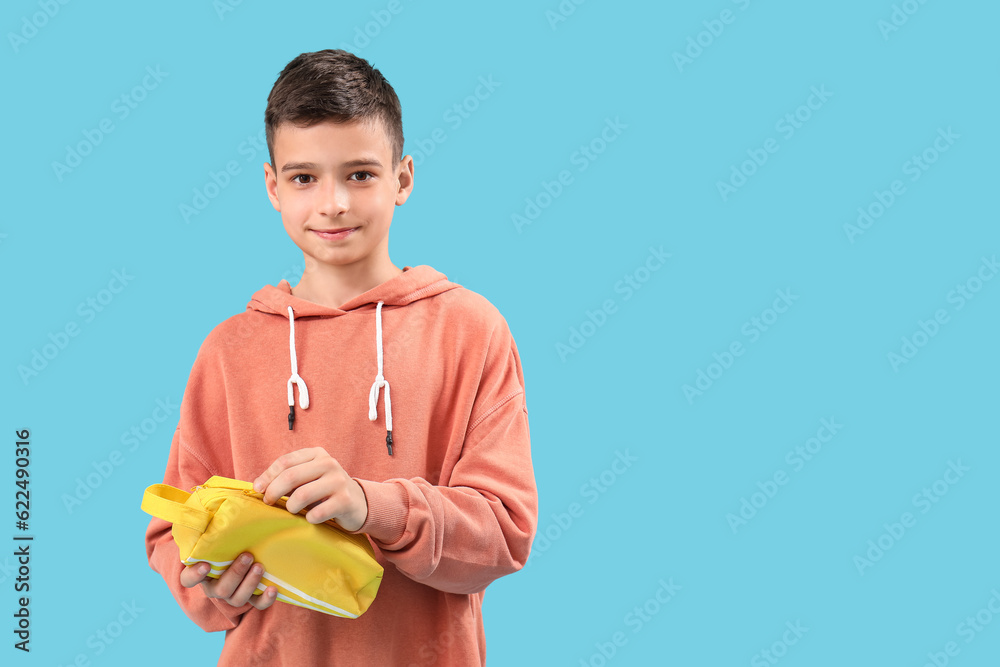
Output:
[{"xmin": 141, "ymin": 475, "xmax": 383, "ymax": 618}]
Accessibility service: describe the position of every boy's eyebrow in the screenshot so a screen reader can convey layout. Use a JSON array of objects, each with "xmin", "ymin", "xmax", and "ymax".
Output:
[
  {"xmin": 341, "ymin": 158, "xmax": 384, "ymax": 169},
  {"xmin": 281, "ymin": 158, "xmax": 384, "ymax": 173}
]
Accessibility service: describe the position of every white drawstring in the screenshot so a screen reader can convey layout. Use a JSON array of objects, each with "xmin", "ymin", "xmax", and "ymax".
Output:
[
  {"xmin": 283, "ymin": 301, "xmax": 392, "ymax": 451},
  {"xmin": 368, "ymin": 301, "xmax": 394, "ymax": 454},
  {"xmin": 287, "ymin": 306, "xmax": 309, "ymax": 429}
]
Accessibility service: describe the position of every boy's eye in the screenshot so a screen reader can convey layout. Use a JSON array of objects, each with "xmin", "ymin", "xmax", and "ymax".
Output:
[
  {"xmin": 350, "ymin": 171, "xmax": 373, "ymax": 182},
  {"xmin": 291, "ymin": 174, "xmax": 314, "ymax": 184}
]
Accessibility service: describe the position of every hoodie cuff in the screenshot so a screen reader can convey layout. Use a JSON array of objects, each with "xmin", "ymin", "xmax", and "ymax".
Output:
[{"xmin": 353, "ymin": 478, "xmax": 408, "ymax": 546}]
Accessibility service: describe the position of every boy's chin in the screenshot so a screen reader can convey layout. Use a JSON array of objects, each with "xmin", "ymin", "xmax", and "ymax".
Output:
[{"xmin": 296, "ymin": 248, "xmax": 384, "ymax": 272}]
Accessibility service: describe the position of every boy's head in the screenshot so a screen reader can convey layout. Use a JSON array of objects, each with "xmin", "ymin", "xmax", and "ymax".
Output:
[
  {"xmin": 262, "ymin": 50, "xmax": 413, "ymax": 279},
  {"xmin": 264, "ymin": 49, "xmax": 404, "ymax": 168}
]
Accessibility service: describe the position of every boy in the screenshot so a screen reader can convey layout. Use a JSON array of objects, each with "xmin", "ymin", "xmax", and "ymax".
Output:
[{"xmin": 144, "ymin": 49, "xmax": 537, "ymax": 666}]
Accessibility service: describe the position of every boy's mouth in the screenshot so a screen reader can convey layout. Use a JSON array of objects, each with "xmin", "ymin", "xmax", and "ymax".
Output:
[{"xmin": 312, "ymin": 227, "xmax": 358, "ymax": 240}]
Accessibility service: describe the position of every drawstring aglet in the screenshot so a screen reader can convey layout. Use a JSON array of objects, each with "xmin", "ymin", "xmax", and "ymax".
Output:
[
  {"xmin": 288, "ymin": 404, "xmax": 295, "ymax": 431},
  {"xmin": 385, "ymin": 430, "xmax": 393, "ymax": 456}
]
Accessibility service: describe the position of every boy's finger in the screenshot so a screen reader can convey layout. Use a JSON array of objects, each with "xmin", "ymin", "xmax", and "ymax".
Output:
[
  {"xmin": 179, "ymin": 561, "xmax": 210, "ymax": 588},
  {"xmin": 258, "ymin": 458, "xmax": 331, "ymax": 506},
  {"xmin": 227, "ymin": 562, "xmax": 266, "ymax": 607},
  {"xmin": 249, "ymin": 585, "xmax": 279, "ymax": 610},
  {"xmin": 212, "ymin": 552, "xmax": 255, "ymax": 600},
  {"xmin": 253, "ymin": 448, "xmax": 320, "ymax": 492},
  {"xmin": 269, "ymin": 461, "xmax": 332, "ymax": 511}
]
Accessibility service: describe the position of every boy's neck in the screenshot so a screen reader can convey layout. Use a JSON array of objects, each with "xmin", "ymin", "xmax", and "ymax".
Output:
[{"xmin": 291, "ymin": 260, "xmax": 404, "ymax": 310}]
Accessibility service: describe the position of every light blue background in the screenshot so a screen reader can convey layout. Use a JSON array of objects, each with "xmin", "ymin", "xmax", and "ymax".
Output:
[{"xmin": 3, "ymin": 1, "xmax": 998, "ymax": 665}]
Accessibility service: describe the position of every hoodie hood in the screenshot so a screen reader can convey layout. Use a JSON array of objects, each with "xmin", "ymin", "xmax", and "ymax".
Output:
[
  {"xmin": 245, "ymin": 265, "xmax": 462, "ymax": 451},
  {"xmin": 247, "ymin": 265, "xmax": 460, "ymax": 317}
]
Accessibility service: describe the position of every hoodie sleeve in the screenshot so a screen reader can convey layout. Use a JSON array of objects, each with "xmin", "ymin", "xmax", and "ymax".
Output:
[
  {"xmin": 353, "ymin": 317, "xmax": 539, "ymax": 595},
  {"xmin": 143, "ymin": 338, "xmax": 254, "ymax": 632}
]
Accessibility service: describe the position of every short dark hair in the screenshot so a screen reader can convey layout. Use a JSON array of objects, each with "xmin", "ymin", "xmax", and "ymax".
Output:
[{"xmin": 264, "ymin": 49, "xmax": 404, "ymax": 168}]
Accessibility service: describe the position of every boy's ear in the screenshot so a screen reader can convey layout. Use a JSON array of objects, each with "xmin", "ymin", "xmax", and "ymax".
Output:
[
  {"xmin": 395, "ymin": 155, "xmax": 414, "ymax": 206},
  {"xmin": 263, "ymin": 162, "xmax": 281, "ymax": 212}
]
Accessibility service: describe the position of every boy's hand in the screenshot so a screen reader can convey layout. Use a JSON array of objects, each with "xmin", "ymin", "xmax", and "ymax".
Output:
[
  {"xmin": 179, "ymin": 553, "xmax": 278, "ymax": 610},
  {"xmin": 253, "ymin": 446, "xmax": 369, "ymax": 532}
]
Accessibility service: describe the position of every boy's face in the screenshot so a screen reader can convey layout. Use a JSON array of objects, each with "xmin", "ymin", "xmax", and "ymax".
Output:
[{"xmin": 264, "ymin": 119, "xmax": 413, "ymax": 275}]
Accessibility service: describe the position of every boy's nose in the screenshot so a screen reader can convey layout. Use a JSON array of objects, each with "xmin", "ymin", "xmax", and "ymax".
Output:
[{"xmin": 317, "ymin": 182, "xmax": 349, "ymax": 216}]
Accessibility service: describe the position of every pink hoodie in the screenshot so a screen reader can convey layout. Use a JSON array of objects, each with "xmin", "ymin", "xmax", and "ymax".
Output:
[{"xmin": 144, "ymin": 265, "xmax": 537, "ymax": 666}]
